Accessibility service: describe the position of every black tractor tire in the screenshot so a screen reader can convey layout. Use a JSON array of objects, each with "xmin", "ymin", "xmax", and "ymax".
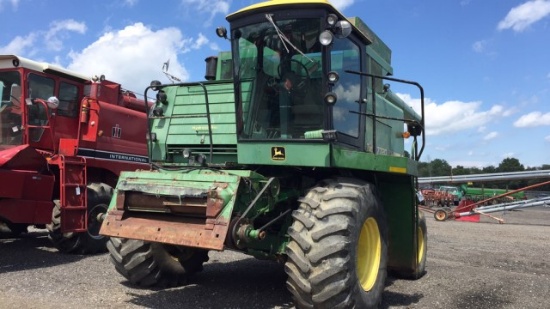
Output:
[
  {"xmin": 285, "ymin": 177, "xmax": 388, "ymax": 309},
  {"xmin": 6, "ymin": 223, "xmax": 29, "ymax": 236},
  {"xmin": 414, "ymin": 212, "xmax": 428, "ymax": 279},
  {"xmin": 47, "ymin": 183, "xmax": 113, "ymax": 254},
  {"xmin": 107, "ymin": 237, "xmax": 209, "ymax": 287}
]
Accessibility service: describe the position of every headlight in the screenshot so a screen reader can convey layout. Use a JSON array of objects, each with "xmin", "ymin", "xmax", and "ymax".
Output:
[
  {"xmin": 319, "ymin": 30, "xmax": 333, "ymax": 46},
  {"xmin": 324, "ymin": 92, "xmax": 337, "ymax": 105},
  {"xmin": 327, "ymin": 71, "xmax": 339, "ymax": 84},
  {"xmin": 326, "ymin": 14, "xmax": 338, "ymax": 27}
]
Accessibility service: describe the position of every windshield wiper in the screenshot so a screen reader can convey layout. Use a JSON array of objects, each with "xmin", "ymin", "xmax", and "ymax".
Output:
[{"xmin": 265, "ymin": 14, "xmax": 315, "ymax": 64}]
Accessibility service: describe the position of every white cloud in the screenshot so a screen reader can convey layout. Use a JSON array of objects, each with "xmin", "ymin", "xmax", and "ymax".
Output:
[
  {"xmin": 67, "ymin": 23, "xmax": 190, "ymax": 94},
  {"xmin": 483, "ymin": 131, "xmax": 499, "ymax": 140},
  {"xmin": 45, "ymin": 19, "xmax": 87, "ymax": 51},
  {"xmin": 397, "ymin": 93, "xmax": 505, "ymax": 136},
  {"xmin": 123, "ymin": 0, "xmax": 138, "ymax": 7},
  {"xmin": 0, "ymin": 0, "xmax": 19, "ymax": 11},
  {"xmin": 472, "ymin": 40, "xmax": 486, "ymax": 53},
  {"xmin": 181, "ymin": 0, "xmax": 230, "ymax": 26},
  {"xmin": 0, "ymin": 33, "xmax": 36, "ymax": 54},
  {"xmin": 331, "ymin": 0, "xmax": 355, "ymax": 11},
  {"xmin": 545, "ymin": 135, "xmax": 550, "ymax": 142},
  {"xmin": 497, "ymin": 0, "xmax": 550, "ymax": 32},
  {"xmin": 192, "ymin": 33, "xmax": 209, "ymax": 50},
  {"xmin": 513, "ymin": 111, "xmax": 550, "ymax": 127},
  {"xmin": 0, "ymin": 19, "xmax": 85, "ymax": 55}
]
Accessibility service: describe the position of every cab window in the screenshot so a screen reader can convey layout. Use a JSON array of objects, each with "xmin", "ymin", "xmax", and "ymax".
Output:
[
  {"xmin": 331, "ymin": 38, "xmax": 361, "ymax": 138},
  {"xmin": 28, "ymin": 74, "xmax": 55, "ymax": 141},
  {"xmin": 58, "ymin": 82, "xmax": 79, "ymax": 118}
]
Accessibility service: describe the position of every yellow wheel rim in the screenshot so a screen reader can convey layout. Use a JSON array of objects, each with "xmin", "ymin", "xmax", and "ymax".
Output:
[
  {"xmin": 417, "ymin": 225, "xmax": 425, "ymax": 264},
  {"xmin": 356, "ymin": 217, "xmax": 381, "ymax": 292}
]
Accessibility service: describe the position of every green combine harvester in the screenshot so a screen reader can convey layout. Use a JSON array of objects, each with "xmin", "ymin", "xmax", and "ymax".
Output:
[
  {"xmin": 100, "ymin": 0, "xmax": 427, "ymax": 307},
  {"xmin": 460, "ymin": 184, "xmax": 526, "ymax": 202}
]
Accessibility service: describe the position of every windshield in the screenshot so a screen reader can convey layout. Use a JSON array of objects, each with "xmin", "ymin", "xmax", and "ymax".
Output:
[
  {"xmin": 0, "ymin": 71, "xmax": 23, "ymax": 147},
  {"xmin": 233, "ymin": 16, "xmax": 323, "ymax": 140}
]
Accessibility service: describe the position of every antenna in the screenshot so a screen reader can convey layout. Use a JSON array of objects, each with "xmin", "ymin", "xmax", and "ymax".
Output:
[{"xmin": 162, "ymin": 59, "xmax": 181, "ymax": 83}]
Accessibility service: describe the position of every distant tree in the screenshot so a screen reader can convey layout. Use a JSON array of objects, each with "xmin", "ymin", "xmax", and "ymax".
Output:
[
  {"xmin": 470, "ymin": 167, "xmax": 482, "ymax": 174},
  {"xmin": 431, "ymin": 159, "xmax": 452, "ymax": 176},
  {"xmin": 452, "ymin": 165, "xmax": 469, "ymax": 176},
  {"xmin": 497, "ymin": 157, "xmax": 526, "ymax": 189},
  {"xmin": 482, "ymin": 165, "xmax": 497, "ymax": 173},
  {"xmin": 418, "ymin": 161, "xmax": 431, "ymax": 177},
  {"xmin": 497, "ymin": 157, "xmax": 525, "ymax": 172}
]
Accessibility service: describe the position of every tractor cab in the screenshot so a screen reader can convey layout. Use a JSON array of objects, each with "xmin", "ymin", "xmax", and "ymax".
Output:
[
  {"xmin": 0, "ymin": 55, "xmax": 88, "ymax": 152},
  {"xmin": 221, "ymin": 0, "xmax": 424, "ymax": 167}
]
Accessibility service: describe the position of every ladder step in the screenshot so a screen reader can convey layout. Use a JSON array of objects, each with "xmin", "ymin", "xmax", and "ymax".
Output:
[
  {"xmin": 63, "ymin": 161, "xmax": 85, "ymax": 166},
  {"xmin": 62, "ymin": 206, "xmax": 87, "ymax": 210}
]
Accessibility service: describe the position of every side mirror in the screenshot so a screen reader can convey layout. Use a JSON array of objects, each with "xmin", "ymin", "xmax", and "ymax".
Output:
[
  {"xmin": 47, "ymin": 96, "xmax": 60, "ymax": 109},
  {"xmin": 216, "ymin": 27, "xmax": 228, "ymax": 39},
  {"xmin": 407, "ymin": 122, "xmax": 423, "ymax": 137}
]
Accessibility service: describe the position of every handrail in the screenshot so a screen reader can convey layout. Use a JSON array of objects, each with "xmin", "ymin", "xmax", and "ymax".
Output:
[
  {"xmin": 144, "ymin": 81, "xmax": 222, "ymax": 166},
  {"xmin": 345, "ymin": 70, "xmax": 426, "ymax": 161},
  {"xmin": 25, "ymin": 98, "xmax": 57, "ymax": 152}
]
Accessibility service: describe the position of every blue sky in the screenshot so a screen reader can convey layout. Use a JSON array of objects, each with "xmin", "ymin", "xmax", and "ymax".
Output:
[{"xmin": 1, "ymin": 0, "xmax": 549, "ymax": 168}]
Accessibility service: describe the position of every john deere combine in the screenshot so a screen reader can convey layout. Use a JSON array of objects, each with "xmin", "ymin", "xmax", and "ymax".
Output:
[{"xmin": 100, "ymin": 0, "xmax": 427, "ymax": 307}]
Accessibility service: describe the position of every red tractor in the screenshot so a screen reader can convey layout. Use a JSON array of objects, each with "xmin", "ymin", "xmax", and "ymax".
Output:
[{"xmin": 0, "ymin": 54, "xmax": 149, "ymax": 253}]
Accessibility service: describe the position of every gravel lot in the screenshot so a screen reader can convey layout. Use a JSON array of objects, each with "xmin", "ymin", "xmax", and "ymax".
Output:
[{"xmin": 1, "ymin": 206, "xmax": 549, "ymax": 309}]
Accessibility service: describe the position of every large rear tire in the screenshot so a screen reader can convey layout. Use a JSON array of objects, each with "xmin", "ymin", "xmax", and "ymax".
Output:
[
  {"xmin": 47, "ymin": 183, "xmax": 112, "ymax": 254},
  {"xmin": 107, "ymin": 238, "xmax": 209, "ymax": 287},
  {"xmin": 409, "ymin": 211, "xmax": 427, "ymax": 279},
  {"xmin": 285, "ymin": 178, "xmax": 388, "ymax": 309}
]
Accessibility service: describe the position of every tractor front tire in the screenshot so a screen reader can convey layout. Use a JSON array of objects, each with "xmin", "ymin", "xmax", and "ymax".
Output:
[
  {"xmin": 285, "ymin": 178, "xmax": 388, "ymax": 309},
  {"xmin": 47, "ymin": 183, "xmax": 113, "ymax": 254},
  {"xmin": 107, "ymin": 238, "xmax": 209, "ymax": 287}
]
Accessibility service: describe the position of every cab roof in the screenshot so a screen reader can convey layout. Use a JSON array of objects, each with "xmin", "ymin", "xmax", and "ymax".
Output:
[{"xmin": 0, "ymin": 54, "xmax": 91, "ymax": 83}]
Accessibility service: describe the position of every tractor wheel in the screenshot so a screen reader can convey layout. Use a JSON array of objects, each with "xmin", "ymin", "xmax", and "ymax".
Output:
[
  {"xmin": 47, "ymin": 183, "xmax": 113, "ymax": 254},
  {"xmin": 285, "ymin": 178, "xmax": 388, "ymax": 309},
  {"xmin": 6, "ymin": 223, "xmax": 29, "ymax": 236},
  {"xmin": 107, "ymin": 238, "xmax": 209, "ymax": 287},
  {"xmin": 434, "ymin": 209, "xmax": 448, "ymax": 222},
  {"xmin": 410, "ymin": 212, "xmax": 427, "ymax": 279}
]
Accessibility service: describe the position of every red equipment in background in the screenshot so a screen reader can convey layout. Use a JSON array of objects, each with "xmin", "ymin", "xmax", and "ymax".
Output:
[{"xmin": 0, "ymin": 55, "xmax": 149, "ymax": 253}]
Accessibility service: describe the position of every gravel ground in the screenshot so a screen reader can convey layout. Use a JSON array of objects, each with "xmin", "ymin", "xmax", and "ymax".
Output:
[{"xmin": 1, "ymin": 206, "xmax": 549, "ymax": 309}]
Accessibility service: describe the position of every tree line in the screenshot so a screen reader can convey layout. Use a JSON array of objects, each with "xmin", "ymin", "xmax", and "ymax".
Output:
[{"xmin": 418, "ymin": 157, "xmax": 550, "ymax": 191}]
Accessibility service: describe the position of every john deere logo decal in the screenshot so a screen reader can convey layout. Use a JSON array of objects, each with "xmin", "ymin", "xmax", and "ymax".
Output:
[{"xmin": 271, "ymin": 147, "xmax": 285, "ymax": 161}]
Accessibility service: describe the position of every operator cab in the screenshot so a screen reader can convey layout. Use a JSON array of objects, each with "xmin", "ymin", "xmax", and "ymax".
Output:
[
  {"xmin": 0, "ymin": 55, "xmax": 87, "ymax": 150},
  {"xmin": 222, "ymin": 0, "xmax": 394, "ymax": 150}
]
